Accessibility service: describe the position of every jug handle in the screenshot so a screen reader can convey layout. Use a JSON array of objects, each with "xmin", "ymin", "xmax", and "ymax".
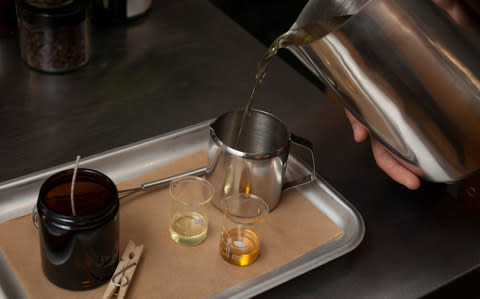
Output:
[{"xmin": 282, "ymin": 133, "xmax": 316, "ymax": 190}]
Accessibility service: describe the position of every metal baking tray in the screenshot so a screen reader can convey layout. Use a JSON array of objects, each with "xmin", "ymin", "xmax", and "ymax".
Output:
[{"xmin": 0, "ymin": 120, "xmax": 365, "ymax": 299}]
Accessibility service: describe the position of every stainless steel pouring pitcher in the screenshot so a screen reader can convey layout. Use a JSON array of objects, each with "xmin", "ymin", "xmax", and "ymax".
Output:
[
  {"xmin": 207, "ymin": 109, "xmax": 315, "ymax": 211},
  {"xmin": 287, "ymin": 0, "xmax": 480, "ymax": 182}
]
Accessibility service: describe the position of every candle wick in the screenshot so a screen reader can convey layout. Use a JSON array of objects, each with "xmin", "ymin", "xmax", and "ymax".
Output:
[{"xmin": 71, "ymin": 155, "xmax": 81, "ymax": 216}]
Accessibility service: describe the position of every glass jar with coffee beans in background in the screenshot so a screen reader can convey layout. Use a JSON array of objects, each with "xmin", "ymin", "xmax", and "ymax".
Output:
[{"xmin": 16, "ymin": 0, "xmax": 90, "ymax": 73}]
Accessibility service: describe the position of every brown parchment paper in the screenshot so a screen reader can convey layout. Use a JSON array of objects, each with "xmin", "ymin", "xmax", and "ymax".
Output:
[{"xmin": 0, "ymin": 150, "xmax": 343, "ymax": 299}]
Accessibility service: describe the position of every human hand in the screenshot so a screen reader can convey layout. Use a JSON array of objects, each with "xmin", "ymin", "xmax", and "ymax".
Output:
[
  {"xmin": 342, "ymin": 0, "xmax": 478, "ymax": 190},
  {"xmin": 433, "ymin": 0, "xmax": 479, "ymax": 29},
  {"xmin": 345, "ymin": 109, "xmax": 421, "ymax": 190}
]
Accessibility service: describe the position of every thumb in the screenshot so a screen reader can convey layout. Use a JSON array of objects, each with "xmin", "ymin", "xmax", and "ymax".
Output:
[{"xmin": 344, "ymin": 109, "xmax": 369, "ymax": 143}]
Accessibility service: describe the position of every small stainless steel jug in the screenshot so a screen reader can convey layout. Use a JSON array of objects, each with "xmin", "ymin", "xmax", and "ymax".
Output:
[
  {"xmin": 207, "ymin": 109, "xmax": 314, "ymax": 211},
  {"xmin": 287, "ymin": 0, "xmax": 480, "ymax": 182}
]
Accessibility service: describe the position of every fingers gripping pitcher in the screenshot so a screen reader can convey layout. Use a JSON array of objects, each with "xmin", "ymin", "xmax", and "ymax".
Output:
[{"xmin": 283, "ymin": 0, "xmax": 480, "ymax": 182}]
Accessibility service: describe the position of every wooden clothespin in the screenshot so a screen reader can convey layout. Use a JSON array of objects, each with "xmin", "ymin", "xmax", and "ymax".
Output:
[{"xmin": 102, "ymin": 240, "xmax": 144, "ymax": 299}]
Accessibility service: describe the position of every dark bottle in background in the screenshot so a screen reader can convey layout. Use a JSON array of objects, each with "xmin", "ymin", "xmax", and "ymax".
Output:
[
  {"xmin": 0, "ymin": 0, "xmax": 17, "ymax": 36},
  {"xmin": 92, "ymin": 0, "xmax": 151, "ymax": 24}
]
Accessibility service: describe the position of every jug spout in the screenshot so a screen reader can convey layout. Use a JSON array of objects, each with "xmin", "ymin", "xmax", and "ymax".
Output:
[
  {"xmin": 286, "ymin": 0, "xmax": 480, "ymax": 182},
  {"xmin": 291, "ymin": 0, "xmax": 367, "ymax": 31}
]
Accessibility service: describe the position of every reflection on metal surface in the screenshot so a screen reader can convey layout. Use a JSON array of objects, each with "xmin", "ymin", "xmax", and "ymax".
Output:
[{"xmin": 288, "ymin": 0, "xmax": 480, "ymax": 182}]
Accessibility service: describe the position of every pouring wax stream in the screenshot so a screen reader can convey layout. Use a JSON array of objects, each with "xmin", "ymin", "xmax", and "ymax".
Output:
[{"xmin": 235, "ymin": 15, "xmax": 351, "ymax": 148}]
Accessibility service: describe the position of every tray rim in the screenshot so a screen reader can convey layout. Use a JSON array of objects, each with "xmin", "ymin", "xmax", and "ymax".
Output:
[{"xmin": 0, "ymin": 120, "xmax": 365, "ymax": 299}]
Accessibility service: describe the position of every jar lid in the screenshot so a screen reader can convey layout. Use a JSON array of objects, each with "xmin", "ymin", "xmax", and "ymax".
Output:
[
  {"xmin": 24, "ymin": 0, "xmax": 73, "ymax": 9},
  {"xmin": 37, "ymin": 168, "xmax": 119, "ymax": 231},
  {"xmin": 19, "ymin": 0, "xmax": 89, "ymax": 26}
]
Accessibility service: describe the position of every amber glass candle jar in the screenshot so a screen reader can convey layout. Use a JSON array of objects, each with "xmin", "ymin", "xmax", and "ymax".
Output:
[{"xmin": 36, "ymin": 168, "xmax": 119, "ymax": 290}]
